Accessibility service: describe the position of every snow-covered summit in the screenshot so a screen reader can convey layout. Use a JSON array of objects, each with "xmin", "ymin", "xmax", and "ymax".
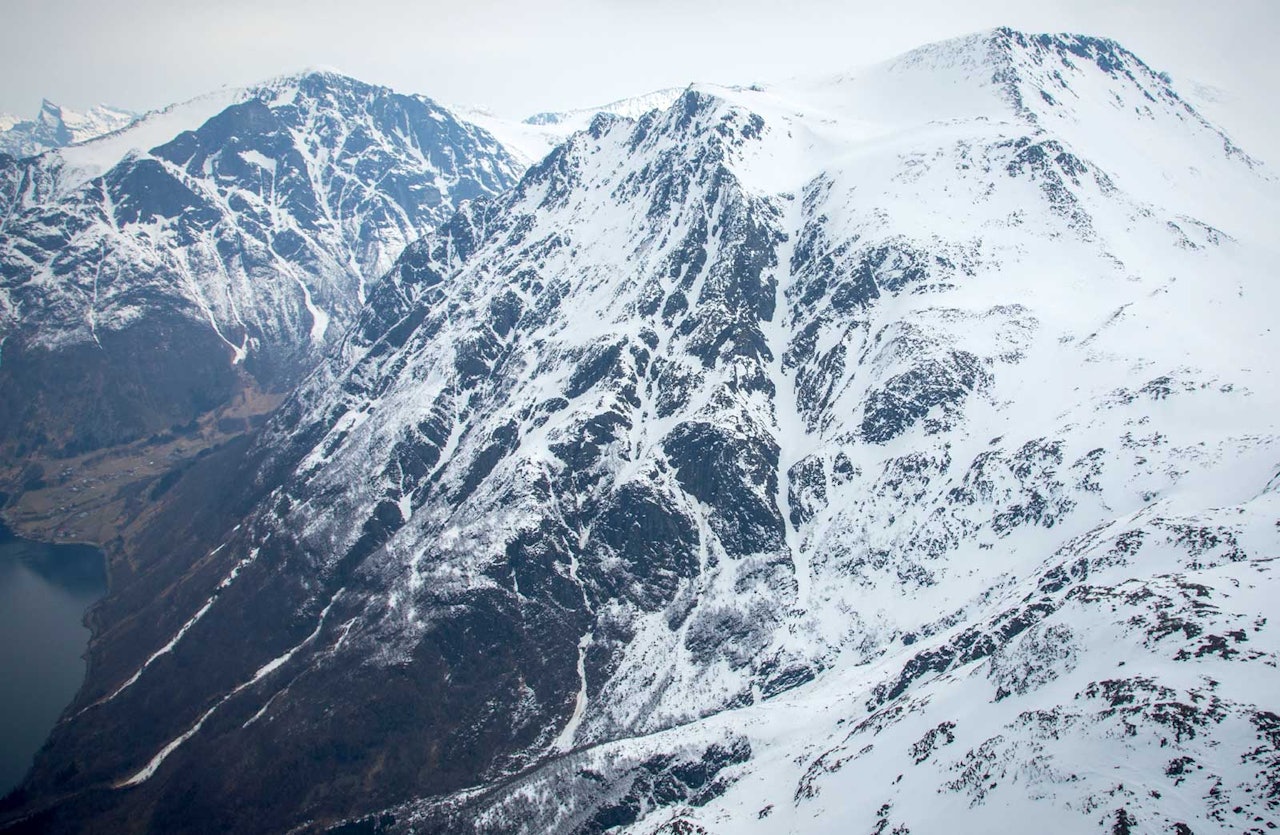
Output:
[{"xmin": 13, "ymin": 70, "xmax": 491, "ymax": 203}]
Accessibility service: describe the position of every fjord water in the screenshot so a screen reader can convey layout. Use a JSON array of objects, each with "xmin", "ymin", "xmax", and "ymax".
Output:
[{"xmin": 0, "ymin": 521, "xmax": 105, "ymax": 795}]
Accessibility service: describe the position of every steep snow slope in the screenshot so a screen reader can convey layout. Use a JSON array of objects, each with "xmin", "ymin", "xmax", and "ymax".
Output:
[
  {"xmin": 1182, "ymin": 77, "xmax": 1280, "ymax": 172},
  {"xmin": 0, "ymin": 71, "xmax": 521, "ymax": 456},
  {"xmin": 9, "ymin": 29, "xmax": 1278, "ymax": 834}
]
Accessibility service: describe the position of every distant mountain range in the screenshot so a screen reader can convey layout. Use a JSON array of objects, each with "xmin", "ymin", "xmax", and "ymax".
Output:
[
  {"xmin": 1, "ymin": 27, "xmax": 1278, "ymax": 835},
  {"xmin": 456, "ymin": 88, "xmax": 684, "ymax": 165},
  {"xmin": 0, "ymin": 100, "xmax": 137, "ymax": 158}
]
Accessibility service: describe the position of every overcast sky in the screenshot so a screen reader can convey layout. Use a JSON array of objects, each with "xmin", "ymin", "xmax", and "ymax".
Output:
[{"xmin": 3, "ymin": 0, "xmax": 1276, "ymax": 153}]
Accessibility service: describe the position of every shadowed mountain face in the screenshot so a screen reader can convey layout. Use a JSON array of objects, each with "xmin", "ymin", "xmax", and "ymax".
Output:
[
  {"xmin": 0, "ymin": 71, "xmax": 521, "ymax": 461},
  {"xmin": 4, "ymin": 29, "xmax": 1279, "ymax": 834}
]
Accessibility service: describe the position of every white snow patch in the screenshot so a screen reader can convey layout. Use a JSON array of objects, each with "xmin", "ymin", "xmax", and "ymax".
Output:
[
  {"xmin": 553, "ymin": 631, "xmax": 593, "ymax": 752},
  {"xmin": 238, "ymin": 149, "xmax": 277, "ymax": 173},
  {"xmin": 294, "ymin": 276, "xmax": 330, "ymax": 342}
]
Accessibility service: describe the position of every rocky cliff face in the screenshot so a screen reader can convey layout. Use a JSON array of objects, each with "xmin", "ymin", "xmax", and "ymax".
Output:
[
  {"xmin": 5, "ymin": 29, "xmax": 1278, "ymax": 835},
  {"xmin": 0, "ymin": 71, "xmax": 521, "ymax": 459}
]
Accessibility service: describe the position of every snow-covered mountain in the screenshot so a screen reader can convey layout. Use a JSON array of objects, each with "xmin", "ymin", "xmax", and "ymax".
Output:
[
  {"xmin": 0, "ymin": 100, "xmax": 137, "ymax": 158},
  {"xmin": 7, "ymin": 28, "xmax": 1279, "ymax": 834},
  {"xmin": 0, "ymin": 71, "xmax": 521, "ymax": 457}
]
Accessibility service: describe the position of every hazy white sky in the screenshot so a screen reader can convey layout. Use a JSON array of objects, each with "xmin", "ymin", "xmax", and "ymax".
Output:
[{"xmin": 3, "ymin": 0, "xmax": 1276, "ymax": 151}]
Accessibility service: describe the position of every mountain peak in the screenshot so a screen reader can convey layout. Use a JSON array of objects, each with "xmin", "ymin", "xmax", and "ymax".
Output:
[
  {"xmin": 244, "ymin": 67, "xmax": 390, "ymax": 108},
  {"xmin": 995, "ymin": 27, "xmax": 1137, "ymax": 67},
  {"xmin": 873, "ymin": 27, "xmax": 1152, "ymax": 84},
  {"xmin": 276, "ymin": 66, "xmax": 366, "ymax": 88},
  {"xmin": 987, "ymin": 26, "xmax": 1176, "ymax": 97},
  {"xmin": 765, "ymin": 25, "xmax": 1254, "ymax": 180},
  {"xmin": 0, "ymin": 97, "xmax": 136, "ymax": 158}
]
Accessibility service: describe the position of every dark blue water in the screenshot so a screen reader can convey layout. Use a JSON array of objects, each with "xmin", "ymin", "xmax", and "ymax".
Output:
[{"xmin": 0, "ymin": 521, "xmax": 106, "ymax": 796}]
